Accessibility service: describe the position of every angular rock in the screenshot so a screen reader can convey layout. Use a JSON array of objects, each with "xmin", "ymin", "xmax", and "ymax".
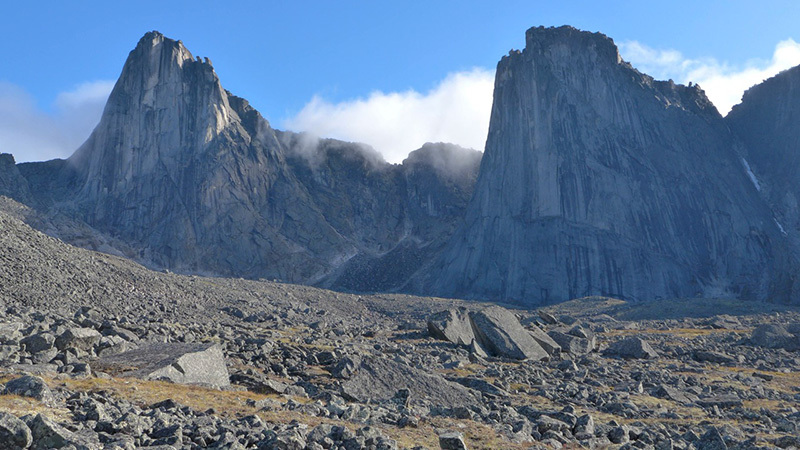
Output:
[
  {"xmin": 0, "ymin": 411, "xmax": 32, "ymax": 450},
  {"xmin": 438, "ymin": 431, "xmax": 468, "ymax": 450},
  {"xmin": 340, "ymin": 356, "xmax": 475, "ymax": 407},
  {"xmin": 26, "ymin": 413, "xmax": 99, "ymax": 450},
  {"xmin": 750, "ymin": 324, "xmax": 800, "ymax": 351},
  {"xmin": 694, "ymin": 351, "xmax": 736, "ymax": 365},
  {"xmin": 604, "ymin": 336, "xmax": 658, "ymax": 359},
  {"xmin": 697, "ymin": 427, "xmax": 728, "ymax": 450},
  {"xmin": 3, "ymin": 376, "xmax": 54, "ymax": 404},
  {"xmin": 468, "ymin": 306, "xmax": 548, "ymax": 360},
  {"xmin": 653, "ymin": 385, "xmax": 694, "ymax": 404},
  {"xmin": 548, "ymin": 330, "xmax": 594, "ymax": 355},
  {"xmin": 20, "ymin": 333, "xmax": 55, "ymax": 354},
  {"xmin": 528, "ymin": 325, "xmax": 561, "ymax": 357},
  {"xmin": 95, "ymin": 343, "xmax": 229, "ymax": 388},
  {"xmin": 55, "ymin": 327, "xmax": 101, "ymax": 351},
  {"xmin": 0, "ymin": 322, "xmax": 23, "ymax": 344},
  {"xmin": 427, "ymin": 308, "xmax": 475, "ymax": 346},
  {"xmin": 697, "ymin": 395, "xmax": 743, "ymax": 409}
]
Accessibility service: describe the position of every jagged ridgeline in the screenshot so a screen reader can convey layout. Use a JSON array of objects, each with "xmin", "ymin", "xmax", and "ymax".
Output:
[
  {"xmin": 15, "ymin": 31, "xmax": 482, "ymax": 291},
  {"xmin": 5, "ymin": 27, "xmax": 800, "ymax": 306}
]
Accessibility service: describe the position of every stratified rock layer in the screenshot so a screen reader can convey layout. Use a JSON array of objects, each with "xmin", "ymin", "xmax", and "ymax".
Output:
[{"xmin": 430, "ymin": 26, "xmax": 792, "ymax": 305}]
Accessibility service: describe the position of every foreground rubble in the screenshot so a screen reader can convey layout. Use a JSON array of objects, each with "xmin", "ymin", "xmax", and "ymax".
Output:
[{"xmin": 3, "ymin": 205, "xmax": 800, "ymax": 449}]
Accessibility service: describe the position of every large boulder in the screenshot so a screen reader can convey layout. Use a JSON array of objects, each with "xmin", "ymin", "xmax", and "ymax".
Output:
[
  {"xmin": 468, "ymin": 307, "xmax": 549, "ymax": 361},
  {"xmin": 340, "ymin": 356, "xmax": 476, "ymax": 407},
  {"xmin": 427, "ymin": 308, "xmax": 475, "ymax": 346},
  {"xmin": 3, "ymin": 376, "xmax": 55, "ymax": 405},
  {"xmin": 750, "ymin": 324, "xmax": 800, "ymax": 351},
  {"xmin": 548, "ymin": 331, "xmax": 595, "ymax": 355},
  {"xmin": 55, "ymin": 327, "xmax": 102, "ymax": 352},
  {"xmin": 26, "ymin": 413, "xmax": 100, "ymax": 450},
  {"xmin": 528, "ymin": 325, "xmax": 561, "ymax": 357},
  {"xmin": 604, "ymin": 336, "xmax": 658, "ymax": 359},
  {"xmin": 95, "ymin": 343, "xmax": 229, "ymax": 388},
  {"xmin": 0, "ymin": 411, "xmax": 32, "ymax": 450}
]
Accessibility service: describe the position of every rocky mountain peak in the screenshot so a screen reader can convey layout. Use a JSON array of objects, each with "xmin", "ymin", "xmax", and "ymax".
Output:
[
  {"xmin": 522, "ymin": 25, "xmax": 620, "ymax": 65},
  {"xmin": 429, "ymin": 25, "xmax": 792, "ymax": 305}
]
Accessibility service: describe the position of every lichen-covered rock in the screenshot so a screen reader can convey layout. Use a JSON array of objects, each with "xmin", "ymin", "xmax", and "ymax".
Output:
[
  {"xmin": 0, "ymin": 411, "xmax": 32, "ymax": 450},
  {"xmin": 3, "ymin": 376, "xmax": 55, "ymax": 404}
]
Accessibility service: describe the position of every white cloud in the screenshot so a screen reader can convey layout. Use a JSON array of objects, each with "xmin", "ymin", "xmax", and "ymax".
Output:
[
  {"xmin": 0, "ymin": 80, "xmax": 114, "ymax": 163},
  {"xmin": 619, "ymin": 39, "xmax": 800, "ymax": 115},
  {"xmin": 282, "ymin": 68, "xmax": 495, "ymax": 163}
]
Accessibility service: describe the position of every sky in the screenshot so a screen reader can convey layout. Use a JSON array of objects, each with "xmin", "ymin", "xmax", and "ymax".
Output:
[{"xmin": 1, "ymin": 1, "xmax": 799, "ymax": 163}]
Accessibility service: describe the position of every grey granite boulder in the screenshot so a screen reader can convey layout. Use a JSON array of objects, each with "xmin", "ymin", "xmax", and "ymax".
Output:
[
  {"xmin": 528, "ymin": 325, "xmax": 561, "ymax": 357},
  {"xmin": 439, "ymin": 431, "xmax": 468, "ymax": 450},
  {"xmin": 20, "ymin": 333, "xmax": 55, "ymax": 354},
  {"xmin": 750, "ymin": 324, "xmax": 800, "ymax": 351},
  {"xmin": 340, "ymin": 356, "xmax": 475, "ymax": 407},
  {"xmin": 95, "ymin": 343, "xmax": 229, "ymax": 388},
  {"xmin": 427, "ymin": 308, "xmax": 475, "ymax": 346},
  {"xmin": 55, "ymin": 327, "xmax": 101, "ymax": 351},
  {"xmin": 3, "ymin": 376, "xmax": 55, "ymax": 405},
  {"xmin": 469, "ymin": 307, "xmax": 548, "ymax": 361},
  {"xmin": 548, "ymin": 331, "xmax": 595, "ymax": 356},
  {"xmin": 604, "ymin": 337, "xmax": 658, "ymax": 359},
  {"xmin": 0, "ymin": 411, "xmax": 32, "ymax": 450},
  {"xmin": 26, "ymin": 413, "xmax": 100, "ymax": 450}
]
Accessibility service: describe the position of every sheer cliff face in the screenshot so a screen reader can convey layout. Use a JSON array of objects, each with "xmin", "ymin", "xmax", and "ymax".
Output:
[
  {"xmin": 727, "ymin": 66, "xmax": 800, "ymax": 247},
  {"xmin": 431, "ymin": 26, "xmax": 790, "ymax": 305},
  {"xmin": 52, "ymin": 32, "xmax": 356, "ymax": 280},
  {"xmin": 19, "ymin": 31, "xmax": 479, "ymax": 287}
]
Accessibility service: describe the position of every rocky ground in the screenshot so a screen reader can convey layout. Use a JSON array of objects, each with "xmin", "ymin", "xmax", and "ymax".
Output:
[{"xmin": 3, "ymin": 197, "xmax": 800, "ymax": 449}]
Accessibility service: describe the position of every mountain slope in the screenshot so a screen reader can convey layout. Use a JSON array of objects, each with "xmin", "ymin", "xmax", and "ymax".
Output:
[
  {"xmin": 17, "ymin": 31, "xmax": 480, "ymax": 289},
  {"xmin": 428, "ymin": 26, "xmax": 794, "ymax": 305}
]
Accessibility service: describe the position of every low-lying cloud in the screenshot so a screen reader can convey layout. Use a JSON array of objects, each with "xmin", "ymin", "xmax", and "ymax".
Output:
[
  {"xmin": 282, "ymin": 68, "xmax": 495, "ymax": 164},
  {"xmin": 619, "ymin": 39, "xmax": 800, "ymax": 115},
  {"xmin": 0, "ymin": 80, "xmax": 114, "ymax": 163}
]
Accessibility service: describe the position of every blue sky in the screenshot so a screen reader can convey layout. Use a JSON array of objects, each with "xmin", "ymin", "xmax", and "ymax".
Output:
[{"xmin": 2, "ymin": 1, "xmax": 799, "ymax": 162}]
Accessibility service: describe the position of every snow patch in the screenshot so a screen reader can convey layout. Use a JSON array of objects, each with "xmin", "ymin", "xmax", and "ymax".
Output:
[
  {"xmin": 741, "ymin": 158, "xmax": 761, "ymax": 191},
  {"xmin": 775, "ymin": 218, "xmax": 788, "ymax": 235}
]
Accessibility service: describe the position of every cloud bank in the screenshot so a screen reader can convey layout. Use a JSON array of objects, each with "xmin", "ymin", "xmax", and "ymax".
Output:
[
  {"xmin": 619, "ymin": 39, "xmax": 800, "ymax": 115},
  {"xmin": 0, "ymin": 80, "xmax": 114, "ymax": 163},
  {"xmin": 282, "ymin": 68, "xmax": 495, "ymax": 163}
]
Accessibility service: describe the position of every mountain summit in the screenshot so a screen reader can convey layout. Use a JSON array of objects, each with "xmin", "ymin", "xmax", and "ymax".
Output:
[
  {"xmin": 428, "ymin": 26, "xmax": 795, "ymax": 304},
  {"xmin": 17, "ymin": 31, "xmax": 481, "ymax": 287}
]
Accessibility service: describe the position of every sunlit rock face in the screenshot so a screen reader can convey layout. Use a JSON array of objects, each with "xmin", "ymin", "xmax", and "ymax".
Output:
[
  {"xmin": 17, "ymin": 32, "xmax": 481, "ymax": 288},
  {"xmin": 429, "ymin": 26, "xmax": 793, "ymax": 306},
  {"xmin": 727, "ymin": 65, "xmax": 800, "ymax": 253}
]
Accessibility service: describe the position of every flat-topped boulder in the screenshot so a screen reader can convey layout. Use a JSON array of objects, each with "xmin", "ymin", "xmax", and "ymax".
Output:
[
  {"xmin": 95, "ymin": 342, "xmax": 229, "ymax": 388},
  {"xmin": 340, "ymin": 356, "xmax": 476, "ymax": 407}
]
